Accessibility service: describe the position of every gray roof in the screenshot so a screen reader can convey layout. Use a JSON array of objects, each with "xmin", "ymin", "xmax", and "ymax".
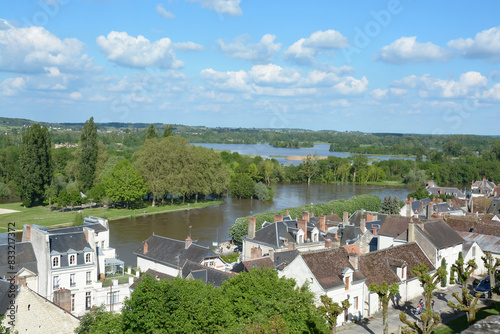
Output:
[
  {"xmin": 182, "ymin": 260, "xmax": 235, "ymax": 287},
  {"xmin": 417, "ymin": 220, "xmax": 464, "ymax": 249},
  {"xmin": 427, "ymin": 186, "xmax": 465, "ymax": 198},
  {"xmin": 251, "ymin": 220, "xmax": 324, "ymax": 248},
  {"xmin": 135, "ymin": 235, "xmax": 219, "ymax": 269},
  {"xmin": 411, "ymin": 198, "xmax": 431, "ymax": 213},
  {"xmin": 459, "ymin": 231, "xmax": 500, "ymax": 255},
  {"xmin": 49, "ymin": 233, "xmax": 91, "ymax": 253},
  {"xmin": 431, "ymin": 202, "xmax": 462, "ymax": 214},
  {"xmin": 0, "ymin": 279, "xmax": 17, "ymax": 315},
  {"xmin": 273, "ymin": 250, "xmax": 299, "ymax": 268},
  {"xmin": 0, "ymin": 242, "xmax": 38, "ymax": 278}
]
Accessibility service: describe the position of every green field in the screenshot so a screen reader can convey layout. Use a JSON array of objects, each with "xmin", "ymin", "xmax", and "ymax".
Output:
[
  {"xmin": 433, "ymin": 303, "xmax": 500, "ymax": 334},
  {"xmin": 0, "ymin": 201, "xmax": 223, "ymax": 232}
]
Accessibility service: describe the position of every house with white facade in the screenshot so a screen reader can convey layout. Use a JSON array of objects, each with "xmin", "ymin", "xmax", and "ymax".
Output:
[
  {"xmin": 135, "ymin": 234, "xmax": 225, "ymax": 277},
  {"xmin": 278, "ymin": 247, "xmax": 366, "ymax": 326}
]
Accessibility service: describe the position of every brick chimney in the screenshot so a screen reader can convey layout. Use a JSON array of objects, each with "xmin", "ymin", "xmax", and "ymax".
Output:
[
  {"xmin": 325, "ymin": 238, "xmax": 333, "ymax": 249},
  {"xmin": 274, "ymin": 214, "xmax": 283, "ymax": 223},
  {"xmin": 408, "ymin": 221, "xmax": 415, "ymax": 243},
  {"xmin": 333, "ymin": 233, "xmax": 341, "ymax": 248},
  {"xmin": 349, "ymin": 254, "xmax": 359, "ymax": 270},
  {"xmin": 483, "ymin": 177, "xmax": 487, "ymax": 181},
  {"xmin": 288, "ymin": 241, "xmax": 296, "ymax": 251},
  {"xmin": 343, "ymin": 212, "xmax": 348, "ymax": 224},
  {"xmin": 302, "ymin": 211, "xmax": 310, "ymax": 223},
  {"xmin": 185, "ymin": 236, "xmax": 192, "ymax": 249},
  {"xmin": 143, "ymin": 240, "xmax": 148, "ymax": 254},
  {"xmin": 360, "ymin": 217, "xmax": 366, "ymax": 233},
  {"xmin": 250, "ymin": 246, "xmax": 262, "ymax": 259},
  {"xmin": 439, "ymin": 188, "xmax": 443, "ymax": 195},
  {"xmin": 23, "ymin": 224, "xmax": 32, "ymax": 242},
  {"xmin": 297, "ymin": 219, "xmax": 307, "ymax": 234},
  {"xmin": 365, "ymin": 213, "xmax": 372, "ymax": 222},
  {"xmin": 248, "ymin": 217, "xmax": 256, "ymax": 239},
  {"xmin": 318, "ymin": 215, "xmax": 327, "ymax": 233},
  {"xmin": 285, "ymin": 210, "xmax": 289, "ymax": 217},
  {"xmin": 372, "ymin": 226, "xmax": 377, "ymax": 236},
  {"xmin": 53, "ymin": 288, "xmax": 72, "ymax": 313},
  {"xmin": 84, "ymin": 229, "xmax": 89, "ymax": 242}
]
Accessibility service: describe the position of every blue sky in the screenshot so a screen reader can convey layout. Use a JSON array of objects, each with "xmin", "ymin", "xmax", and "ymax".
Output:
[{"xmin": 1, "ymin": 0, "xmax": 499, "ymax": 135}]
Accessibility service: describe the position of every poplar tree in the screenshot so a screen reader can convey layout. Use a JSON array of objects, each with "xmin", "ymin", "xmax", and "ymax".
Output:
[
  {"xmin": 78, "ymin": 117, "xmax": 98, "ymax": 193},
  {"xmin": 145, "ymin": 124, "xmax": 157, "ymax": 141},
  {"xmin": 16, "ymin": 123, "xmax": 53, "ymax": 207},
  {"xmin": 163, "ymin": 124, "xmax": 173, "ymax": 138}
]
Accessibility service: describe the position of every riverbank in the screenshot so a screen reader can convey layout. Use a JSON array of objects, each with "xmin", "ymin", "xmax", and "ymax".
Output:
[{"xmin": 0, "ymin": 200, "xmax": 224, "ymax": 232}]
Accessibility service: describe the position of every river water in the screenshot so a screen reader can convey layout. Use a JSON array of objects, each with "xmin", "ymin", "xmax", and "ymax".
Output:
[{"xmin": 109, "ymin": 183, "xmax": 415, "ymax": 266}]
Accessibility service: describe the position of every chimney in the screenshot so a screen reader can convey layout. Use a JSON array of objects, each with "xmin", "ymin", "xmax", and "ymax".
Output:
[
  {"xmin": 406, "ymin": 201, "xmax": 411, "ymax": 217},
  {"xmin": 185, "ymin": 236, "xmax": 192, "ymax": 249},
  {"xmin": 250, "ymin": 246, "xmax": 262, "ymax": 259},
  {"xmin": 143, "ymin": 240, "xmax": 148, "ymax": 254},
  {"xmin": 23, "ymin": 224, "xmax": 32, "ymax": 242},
  {"xmin": 414, "ymin": 209, "xmax": 419, "ymax": 219},
  {"xmin": 483, "ymin": 177, "xmax": 487, "ymax": 181},
  {"xmin": 84, "ymin": 229, "xmax": 89, "ymax": 242},
  {"xmin": 472, "ymin": 180, "xmax": 474, "ymax": 185},
  {"xmin": 248, "ymin": 217, "xmax": 256, "ymax": 239},
  {"xmin": 288, "ymin": 241, "xmax": 296, "ymax": 251},
  {"xmin": 360, "ymin": 217, "xmax": 366, "ymax": 233},
  {"xmin": 297, "ymin": 219, "xmax": 307, "ymax": 234},
  {"xmin": 408, "ymin": 221, "xmax": 415, "ymax": 243},
  {"xmin": 318, "ymin": 215, "xmax": 327, "ymax": 233},
  {"xmin": 349, "ymin": 254, "xmax": 359, "ymax": 271},
  {"xmin": 343, "ymin": 212, "xmax": 349, "ymax": 224},
  {"xmin": 302, "ymin": 211, "xmax": 310, "ymax": 223},
  {"xmin": 325, "ymin": 238, "xmax": 333, "ymax": 249},
  {"xmin": 333, "ymin": 234, "xmax": 341, "ymax": 248},
  {"xmin": 439, "ymin": 188, "xmax": 443, "ymax": 195},
  {"xmin": 372, "ymin": 226, "xmax": 377, "ymax": 236},
  {"xmin": 274, "ymin": 214, "xmax": 283, "ymax": 223},
  {"xmin": 366, "ymin": 213, "xmax": 373, "ymax": 222},
  {"xmin": 268, "ymin": 249, "xmax": 274, "ymax": 262},
  {"xmin": 426, "ymin": 204, "xmax": 434, "ymax": 219},
  {"xmin": 285, "ymin": 210, "xmax": 289, "ymax": 217}
]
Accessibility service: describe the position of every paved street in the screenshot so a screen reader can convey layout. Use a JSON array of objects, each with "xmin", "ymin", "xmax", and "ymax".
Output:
[{"xmin": 339, "ymin": 283, "xmax": 490, "ymax": 334}]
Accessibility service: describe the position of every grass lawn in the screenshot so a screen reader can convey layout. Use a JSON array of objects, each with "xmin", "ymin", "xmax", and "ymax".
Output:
[
  {"xmin": 365, "ymin": 181, "xmax": 406, "ymax": 186},
  {"xmin": 433, "ymin": 303, "xmax": 500, "ymax": 334},
  {"xmin": 0, "ymin": 200, "xmax": 224, "ymax": 232}
]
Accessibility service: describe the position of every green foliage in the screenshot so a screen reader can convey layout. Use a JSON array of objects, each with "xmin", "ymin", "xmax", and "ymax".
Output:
[
  {"xmin": 144, "ymin": 124, "xmax": 157, "ymax": 141},
  {"xmin": 380, "ymin": 196, "xmax": 400, "ymax": 214},
  {"xmin": 78, "ymin": 117, "xmax": 98, "ymax": 193},
  {"xmin": 163, "ymin": 124, "xmax": 173, "ymax": 138},
  {"xmin": 16, "ymin": 123, "xmax": 53, "ymax": 207},
  {"xmin": 482, "ymin": 251, "xmax": 500, "ymax": 297},
  {"xmin": 369, "ymin": 282, "xmax": 399, "ymax": 334},
  {"xmin": 254, "ymin": 182, "xmax": 272, "ymax": 201},
  {"xmin": 75, "ymin": 305, "xmax": 123, "ymax": 334},
  {"xmin": 404, "ymin": 169, "xmax": 427, "ymax": 186},
  {"xmin": 317, "ymin": 295, "xmax": 350, "ymax": 334},
  {"xmin": 229, "ymin": 173, "xmax": 255, "ymax": 199},
  {"xmin": 440, "ymin": 258, "xmax": 447, "ymax": 288},
  {"xmin": 229, "ymin": 194, "xmax": 381, "ymax": 242},
  {"xmin": 104, "ymin": 159, "xmax": 147, "ymax": 209},
  {"xmin": 0, "ymin": 182, "xmax": 11, "ymax": 199},
  {"xmin": 73, "ymin": 211, "xmax": 84, "ymax": 226},
  {"xmin": 407, "ymin": 187, "xmax": 430, "ymax": 200}
]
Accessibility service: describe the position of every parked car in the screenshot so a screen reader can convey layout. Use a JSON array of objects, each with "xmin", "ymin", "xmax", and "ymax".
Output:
[{"xmin": 474, "ymin": 276, "xmax": 498, "ymax": 298}]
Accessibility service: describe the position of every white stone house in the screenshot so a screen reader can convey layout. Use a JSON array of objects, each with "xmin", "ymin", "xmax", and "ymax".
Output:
[{"xmin": 278, "ymin": 247, "xmax": 366, "ymax": 326}]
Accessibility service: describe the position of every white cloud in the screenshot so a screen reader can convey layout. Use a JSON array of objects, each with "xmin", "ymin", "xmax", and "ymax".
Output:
[
  {"xmin": 393, "ymin": 71, "xmax": 488, "ymax": 98},
  {"xmin": 70, "ymin": 92, "xmax": 82, "ymax": 100},
  {"xmin": 448, "ymin": 26, "xmax": 500, "ymax": 62},
  {"xmin": 283, "ymin": 30, "xmax": 349, "ymax": 65},
  {"xmin": 217, "ymin": 34, "xmax": 281, "ymax": 64},
  {"xmin": 156, "ymin": 4, "xmax": 175, "ymax": 19},
  {"xmin": 173, "ymin": 41, "xmax": 204, "ymax": 52},
  {"xmin": 0, "ymin": 77, "xmax": 26, "ymax": 96},
  {"xmin": 333, "ymin": 76, "xmax": 369, "ymax": 95},
  {"xmin": 200, "ymin": 68, "xmax": 249, "ymax": 92},
  {"xmin": 482, "ymin": 83, "xmax": 500, "ymax": 101},
  {"xmin": 247, "ymin": 64, "xmax": 300, "ymax": 86},
  {"xmin": 375, "ymin": 36, "xmax": 454, "ymax": 64},
  {"xmin": 187, "ymin": 0, "xmax": 242, "ymax": 16},
  {"xmin": 0, "ymin": 19, "xmax": 96, "ymax": 73},
  {"xmin": 97, "ymin": 31, "xmax": 184, "ymax": 68},
  {"xmin": 370, "ymin": 88, "xmax": 407, "ymax": 100}
]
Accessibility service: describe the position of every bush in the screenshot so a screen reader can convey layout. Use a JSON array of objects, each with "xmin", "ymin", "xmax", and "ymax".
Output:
[{"xmin": 0, "ymin": 182, "xmax": 11, "ymax": 199}]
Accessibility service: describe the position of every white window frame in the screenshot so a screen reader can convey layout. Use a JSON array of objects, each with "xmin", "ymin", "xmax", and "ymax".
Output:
[
  {"xmin": 53, "ymin": 276, "xmax": 59, "ymax": 290},
  {"xmin": 85, "ymin": 252, "xmax": 92, "ymax": 264},
  {"xmin": 85, "ymin": 292, "xmax": 91, "ymax": 310},
  {"xmin": 70, "ymin": 273, "xmax": 76, "ymax": 287},
  {"xmin": 86, "ymin": 271, "xmax": 92, "ymax": 285},
  {"xmin": 69, "ymin": 254, "xmax": 76, "ymax": 266},
  {"xmin": 71, "ymin": 294, "xmax": 75, "ymax": 312},
  {"xmin": 107, "ymin": 291, "xmax": 119, "ymax": 305},
  {"xmin": 52, "ymin": 256, "xmax": 60, "ymax": 268}
]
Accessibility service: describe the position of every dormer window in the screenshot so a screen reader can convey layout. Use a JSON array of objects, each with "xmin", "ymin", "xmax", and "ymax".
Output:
[
  {"xmin": 69, "ymin": 254, "xmax": 76, "ymax": 266},
  {"xmin": 85, "ymin": 253, "xmax": 92, "ymax": 264},
  {"xmin": 52, "ymin": 256, "xmax": 60, "ymax": 268}
]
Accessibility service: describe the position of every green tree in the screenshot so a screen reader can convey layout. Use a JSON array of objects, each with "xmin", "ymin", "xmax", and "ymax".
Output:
[
  {"xmin": 399, "ymin": 264, "xmax": 446, "ymax": 334},
  {"xmin": 317, "ymin": 295, "xmax": 350, "ymax": 334},
  {"xmin": 44, "ymin": 181, "xmax": 58, "ymax": 212},
  {"xmin": 229, "ymin": 173, "xmax": 255, "ymax": 199},
  {"xmin": 440, "ymin": 258, "xmax": 447, "ymax": 288},
  {"xmin": 104, "ymin": 160, "xmax": 147, "ymax": 209},
  {"xmin": 482, "ymin": 251, "xmax": 500, "ymax": 300},
  {"xmin": 350, "ymin": 155, "xmax": 368, "ymax": 183},
  {"xmin": 407, "ymin": 187, "xmax": 430, "ymax": 201},
  {"xmin": 75, "ymin": 305, "xmax": 123, "ymax": 334},
  {"xmin": 302, "ymin": 153, "xmax": 319, "ymax": 185},
  {"xmin": 78, "ymin": 117, "xmax": 98, "ymax": 193},
  {"xmin": 163, "ymin": 124, "xmax": 173, "ymax": 138},
  {"xmin": 88, "ymin": 183, "xmax": 106, "ymax": 208},
  {"xmin": 380, "ymin": 196, "xmax": 400, "ymax": 214},
  {"xmin": 16, "ymin": 123, "xmax": 53, "ymax": 207},
  {"xmin": 0, "ymin": 182, "xmax": 11, "ymax": 199},
  {"xmin": 448, "ymin": 253, "xmax": 481, "ymax": 324},
  {"xmin": 254, "ymin": 182, "xmax": 272, "ymax": 201},
  {"xmin": 144, "ymin": 124, "xmax": 157, "ymax": 141},
  {"xmin": 369, "ymin": 282, "xmax": 399, "ymax": 334}
]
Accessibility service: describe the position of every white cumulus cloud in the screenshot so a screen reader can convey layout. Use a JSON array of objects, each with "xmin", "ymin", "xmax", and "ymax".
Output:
[
  {"xmin": 97, "ymin": 31, "xmax": 184, "ymax": 68},
  {"xmin": 217, "ymin": 34, "xmax": 281, "ymax": 64},
  {"xmin": 173, "ymin": 42, "xmax": 205, "ymax": 52},
  {"xmin": 375, "ymin": 36, "xmax": 454, "ymax": 64},
  {"xmin": 187, "ymin": 0, "xmax": 242, "ymax": 16},
  {"xmin": 156, "ymin": 4, "xmax": 176, "ymax": 19},
  {"xmin": 448, "ymin": 26, "xmax": 500, "ymax": 62}
]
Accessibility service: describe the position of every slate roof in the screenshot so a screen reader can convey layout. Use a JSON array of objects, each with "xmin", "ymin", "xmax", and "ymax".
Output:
[
  {"xmin": 130, "ymin": 269, "xmax": 175, "ymax": 290},
  {"xmin": 232, "ymin": 257, "xmax": 275, "ymax": 273},
  {"xmin": 0, "ymin": 242, "xmax": 38, "ymax": 278},
  {"xmin": 377, "ymin": 216, "xmax": 412, "ymax": 237},
  {"xmin": 411, "ymin": 198, "xmax": 432, "ymax": 213},
  {"xmin": 300, "ymin": 247, "xmax": 365, "ymax": 290},
  {"xmin": 340, "ymin": 225, "xmax": 363, "ymax": 245},
  {"xmin": 325, "ymin": 213, "xmax": 342, "ymax": 225},
  {"xmin": 251, "ymin": 220, "xmax": 324, "ymax": 248},
  {"xmin": 417, "ymin": 220, "xmax": 464, "ymax": 249},
  {"xmin": 182, "ymin": 260, "xmax": 235, "ymax": 287},
  {"xmin": 273, "ymin": 250, "xmax": 299, "ymax": 269},
  {"xmin": 348, "ymin": 210, "xmax": 387, "ymax": 226},
  {"xmin": 0, "ymin": 279, "xmax": 16, "ymax": 315},
  {"xmin": 49, "ymin": 233, "xmax": 91, "ymax": 253},
  {"xmin": 431, "ymin": 202, "xmax": 463, "ymax": 214},
  {"xmin": 459, "ymin": 232, "xmax": 500, "ymax": 255},
  {"xmin": 427, "ymin": 186, "xmax": 465, "ymax": 198},
  {"xmin": 47, "ymin": 223, "xmax": 108, "ymax": 234},
  {"xmin": 135, "ymin": 235, "xmax": 219, "ymax": 269},
  {"xmin": 488, "ymin": 198, "xmax": 500, "ymax": 215},
  {"xmin": 359, "ymin": 242, "xmax": 435, "ymax": 286}
]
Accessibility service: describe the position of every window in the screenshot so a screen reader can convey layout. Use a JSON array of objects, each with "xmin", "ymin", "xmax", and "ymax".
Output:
[
  {"xmin": 345, "ymin": 276, "xmax": 350, "ymax": 290},
  {"xmin": 69, "ymin": 254, "xmax": 76, "ymax": 266},
  {"xmin": 71, "ymin": 294, "xmax": 75, "ymax": 312},
  {"xmin": 85, "ymin": 253, "xmax": 91, "ymax": 264},
  {"xmin": 472, "ymin": 246, "xmax": 476, "ymax": 257},
  {"xmin": 52, "ymin": 256, "xmax": 59, "ymax": 268},
  {"xmin": 86, "ymin": 271, "xmax": 92, "ymax": 285},
  {"xmin": 107, "ymin": 291, "xmax": 119, "ymax": 305},
  {"xmin": 354, "ymin": 296, "xmax": 358, "ymax": 310},
  {"xmin": 85, "ymin": 292, "xmax": 91, "ymax": 310},
  {"xmin": 101, "ymin": 241, "xmax": 105, "ymax": 249},
  {"xmin": 53, "ymin": 276, "xmax": 59, "ymax": 289},
  {"xmin": 70, "ymin": 274, "xmax": 76, "ymax": 287}
]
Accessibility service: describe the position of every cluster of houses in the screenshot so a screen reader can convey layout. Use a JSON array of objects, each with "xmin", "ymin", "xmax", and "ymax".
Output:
[{"xmin": 1, "ymin": 179, "xmax": 500, "ymax": 332}]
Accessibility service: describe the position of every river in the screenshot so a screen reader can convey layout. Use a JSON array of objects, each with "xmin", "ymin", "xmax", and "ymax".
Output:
[{"xmin": 109, "ymin": 183, "xmax": 415, "ymax": 266}]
